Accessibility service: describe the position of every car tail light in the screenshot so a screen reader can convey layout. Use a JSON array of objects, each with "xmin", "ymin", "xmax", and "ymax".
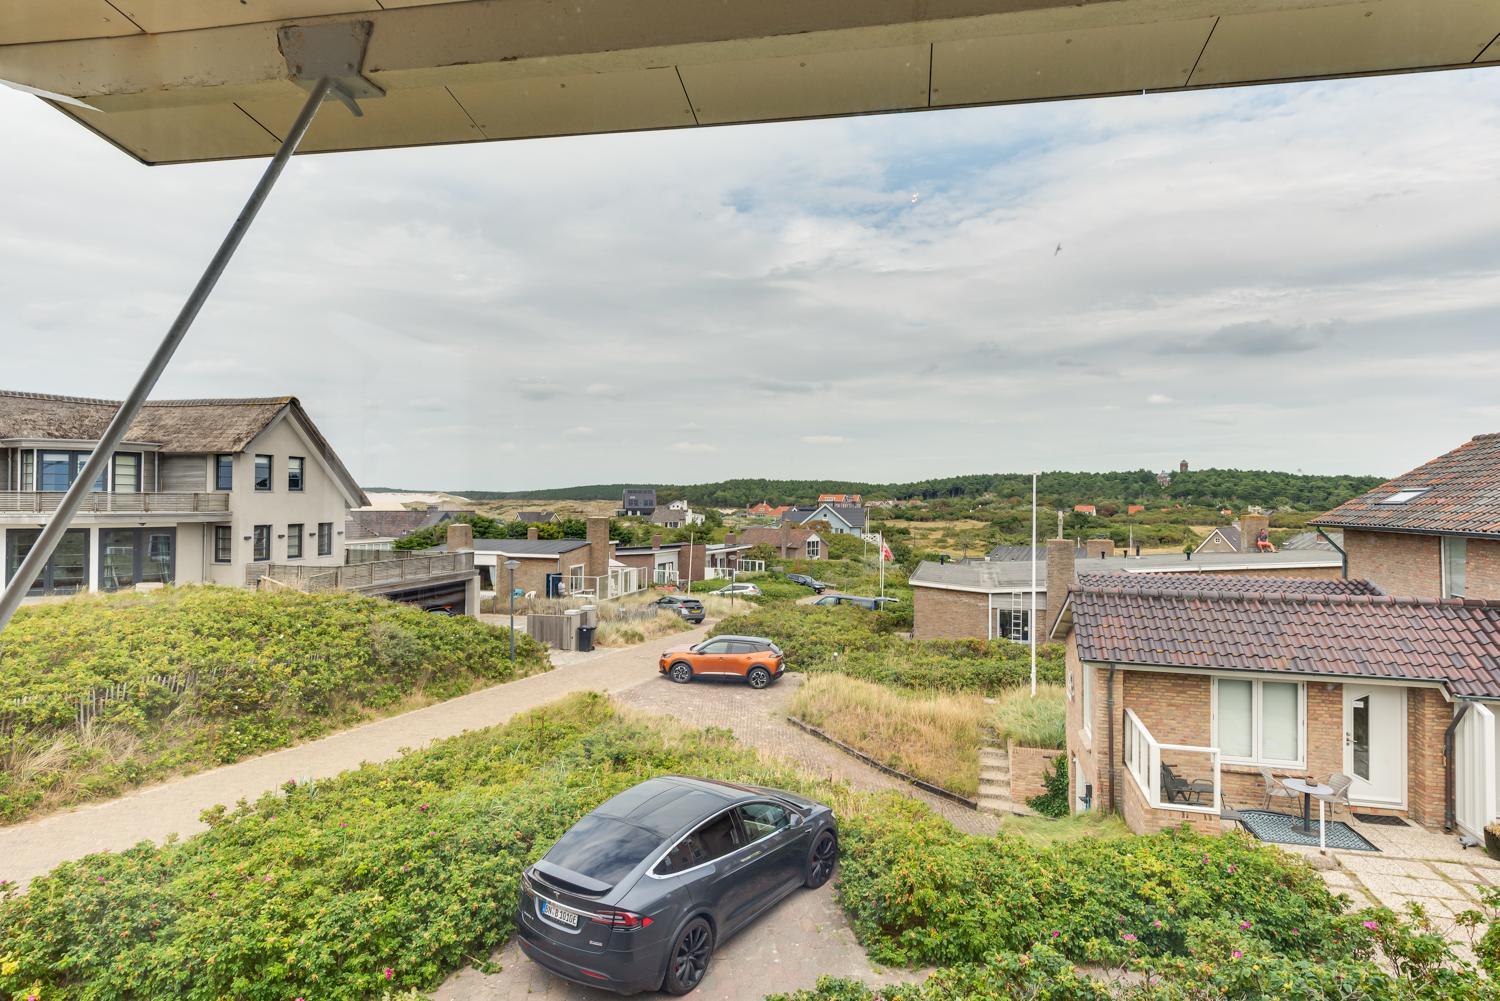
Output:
[{"xmin": 592, "ymin": 909, "xmax": 653, "ymax": 930}]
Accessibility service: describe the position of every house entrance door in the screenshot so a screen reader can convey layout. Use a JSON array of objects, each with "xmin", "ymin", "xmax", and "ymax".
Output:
[{"xmin": 1344, "ymin": 686, "xmax": 1406, "ymax": 808}]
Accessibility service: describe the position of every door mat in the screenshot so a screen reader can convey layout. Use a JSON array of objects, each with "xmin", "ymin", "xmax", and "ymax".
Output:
[
  {"xmin": 1352, "ymin": 813, "xmax": 1408, "ymax": 827},
  {"xmin": 1237, "ymin": 809, "xmax": 1378, "ymax": 851}
]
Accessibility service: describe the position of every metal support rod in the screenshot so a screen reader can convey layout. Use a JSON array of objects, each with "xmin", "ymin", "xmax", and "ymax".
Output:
[{"xmin": 0, "ymin": 78, "xmax": 333, "ymax": 635}]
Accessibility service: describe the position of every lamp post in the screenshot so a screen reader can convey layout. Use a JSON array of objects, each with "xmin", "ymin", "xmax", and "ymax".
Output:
[{"xmin": 505, "ymin": 559, "xmax": 521, "ymax": 661}]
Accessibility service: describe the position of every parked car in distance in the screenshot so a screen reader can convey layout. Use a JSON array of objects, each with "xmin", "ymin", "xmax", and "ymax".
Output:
[
  {"xmin": 712, "ymin": 582, "xmax": 762, "ymax": 597},
  {"xmin": 784, "ymin": 573, "xmax": 827, "ymax": 593},
  {"xmin": 653, "ymin": 594, "xmax": 706, "ymax": 624},
  {"xmin": 810, "ymin": 594, "xmax": 901, "ymax": 611},
  {"xmin": 659, "ymin": 635, "xmax": 784, "ymax": 688},
  {"xmin": 517, "ymin": 776, "xmax": 838, "ymax": 995}
]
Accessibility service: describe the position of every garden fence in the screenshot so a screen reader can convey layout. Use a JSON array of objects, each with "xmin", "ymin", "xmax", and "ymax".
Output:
[{"xmin": 0, "ymin": 665, "xmax": 225, "ymax": 740}]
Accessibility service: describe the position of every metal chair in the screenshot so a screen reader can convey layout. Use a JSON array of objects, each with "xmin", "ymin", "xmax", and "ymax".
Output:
[
  {"xmin": 1260, "ymin": 767, "xmax": 1300, "ymax": 812},
  {"xmin": 1161, "ymin": 763, "xmax": 1214, "ymax": 805},
  {"xmin": 1316, "ymin": 773, "xmax": 1354, "ymax": 818}
]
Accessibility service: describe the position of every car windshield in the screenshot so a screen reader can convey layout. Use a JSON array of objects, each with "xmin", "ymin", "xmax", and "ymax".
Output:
[{"xmin": 543, "ymin": 815, "xmax": 662, "ymax": 887}]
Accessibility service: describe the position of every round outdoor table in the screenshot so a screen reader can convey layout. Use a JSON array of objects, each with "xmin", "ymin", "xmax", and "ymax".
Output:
[{"xmin": 1280, "ymin": 779, "xmax": 1333, "ymax": 834}]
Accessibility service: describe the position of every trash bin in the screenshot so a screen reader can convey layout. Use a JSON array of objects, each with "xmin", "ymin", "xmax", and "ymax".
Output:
[{"xmin": 576, "ymin": 625, "xmax": 596, "ymax": 652}]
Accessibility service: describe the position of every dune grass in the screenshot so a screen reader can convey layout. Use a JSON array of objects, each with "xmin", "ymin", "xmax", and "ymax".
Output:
[
  {"xmin": 788, "ymin": 673, "xmax": 987, "ymax": 796},
  {"xmin": 990, "ymin": 683, "xmax": 1067, "ymax": 749}
]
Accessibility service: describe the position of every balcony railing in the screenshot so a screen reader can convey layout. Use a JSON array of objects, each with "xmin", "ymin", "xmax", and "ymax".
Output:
[
  {"xmin": 1122, "ymin": 708, "xmax": 1221, "ymax": 815},
  {"xmin": 248, "ymin": 550, "xmax": 475, "ymax": 592},
  {"xmin": 0, "ymin": 491, "xmax": 229, "ymax": 514},
  {"xmin": 565, "ymin": 567, "xmax": 645, "ymax": 600}
]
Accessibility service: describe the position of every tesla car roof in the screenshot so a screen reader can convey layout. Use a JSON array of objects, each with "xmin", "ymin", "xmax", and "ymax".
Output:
[{"xmin": 592, "ymin": 776, "xmax": 748, "ymax": 838}]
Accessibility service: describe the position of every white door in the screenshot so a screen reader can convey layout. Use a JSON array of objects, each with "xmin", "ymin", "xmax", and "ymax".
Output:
[{"xmin": 1344, "ymin": 685, "xmax": 1406, "ymax": 808}]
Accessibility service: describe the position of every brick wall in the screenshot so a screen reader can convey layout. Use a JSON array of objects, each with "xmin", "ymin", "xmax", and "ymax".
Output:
[
  {"xmin": 1465, "ymin": 539, "xmax": 1500, "ymax": 599},
  {"xmin": 1120, "ymin": 766, "xmax": 1220, "ymax": 834},
  {"xmin": 586, "ymin": 518, "xmax": 610, "ymax": 580},
  {"xmin": 1408, "ymin": 687, "xmax": 1453, "ymax": 827},
  {"xmin": 912, "ymin": 585, "xmax": 989, "ymax": 640},
  {"xmin": 507, "ymin": 555, "xmax": 566, "ymax": 596},
  {"xmin": 1009, "ymin": 742, "xmax": 1063, "ymax": 801},
  {"xmin": 1344, "ymin": 529, "xmax": 1441, "ymax": 597},
  {"xmin": 1065, "ymin": 638, "xmax": 1107, "ymax": 813}
]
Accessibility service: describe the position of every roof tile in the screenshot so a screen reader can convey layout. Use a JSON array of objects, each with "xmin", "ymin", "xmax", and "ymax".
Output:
[{"xmin": 1314, "ymin": 432, "xmax": 1500, "ymax": 537}]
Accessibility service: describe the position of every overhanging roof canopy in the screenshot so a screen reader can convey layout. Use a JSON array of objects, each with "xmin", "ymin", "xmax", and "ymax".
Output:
[{"xmin": 3, "ymin": 0, "xmax": 1498, "ymax": 163}]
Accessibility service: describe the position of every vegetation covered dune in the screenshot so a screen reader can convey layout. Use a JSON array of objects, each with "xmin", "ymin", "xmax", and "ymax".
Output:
[
  {"xmin": 0, "ymin": 587, "xmax": 548, "ymax": 823},
  {"xmin": 2, "ymin": 694, "xmax": 1491, "ymax": 1000}
]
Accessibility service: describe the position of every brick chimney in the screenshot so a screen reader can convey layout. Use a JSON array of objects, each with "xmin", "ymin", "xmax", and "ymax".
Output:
[
  {"xmin": 1239, "ymin": 514, "xmax": 1269, "ymax": 553},
  {"xmin": 1085, "ymin": 538, "xmax": 1115, "ymax": 559},
  {"xmin": 527, "ymin": 526, "xmax": 539, "ymax": 541},
  {"xmin": 652, "ymin": 533, "xmax": 662, "ymax": 550},
  {"xmin": 1044, "ymin": 538, "xmax": 1077, "ymax": 637},
  {"xmin": 586, "ymin": 517, "xmax": 610, "ymax": 580},
  {"xmin": 779, "ymin": 520, "xmax": 791, "ymax": 556},
  {"xmin": 446, "ymin": 522, "xmax": 473, "ymax": 552},
  {"xmin": 724, "ymin": 532, "xmax": 737, "ymax": 546}
]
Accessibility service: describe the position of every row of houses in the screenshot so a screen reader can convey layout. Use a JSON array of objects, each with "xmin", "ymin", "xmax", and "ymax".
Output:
[{"xmin": 1043, "ymin": 433, "xmax": 1500, "ymax": 842}]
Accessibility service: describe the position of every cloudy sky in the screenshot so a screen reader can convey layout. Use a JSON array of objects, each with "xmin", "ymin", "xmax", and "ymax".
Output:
[{"xmin": 3, "ymin": 66, "xmax": 1499, "ymax": 491}]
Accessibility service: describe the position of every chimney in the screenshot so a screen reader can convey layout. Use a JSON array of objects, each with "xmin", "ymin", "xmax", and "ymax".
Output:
[
  {"xmin": 1180, "ymin": 459, "xmax": 1189, "ymax": 474},
  {"xmin": 1085, "ymin": 538, "xmax": 1115, "ymax": 559},
  {"xmin": 446, "ymin": 522, "xmax": 473, "ymax": 552},
  {"xmin": 1044, "ymin": 538, "xmax": 1077, "ymax": 638},
  {"xmin": 725, "ymin": 532, "xmax": 737, "ymax": 546},
  {"xmin": 652, "ymin": 533, "xmax": 662, "ymax": 550},
  {"xmin": 779, "ymin": 519, "xmax": 791, "ymax": 556},
  {"xmin": 527, "ymin": 526, "xmax": 539, "ymax": 541},
  {"xmin": 1238, "ymin": 513, "xmax": 1270, "ymax": 553},
  {"xmin": 586, "ymin": 517, "xmax": 610, "ymax": 581}
]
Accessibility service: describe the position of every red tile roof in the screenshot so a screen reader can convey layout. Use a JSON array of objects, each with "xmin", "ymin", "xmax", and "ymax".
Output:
[
  {"xmin": 1060, "ymin": 580, "xmax": 1500, "ymax": 698},
  {"xmin": 1313, "ymin": 432, "xmax": 1500, "ymax": 538},
  {"xmin": 1076, "ymin": 572, "xmax": 1381, "ymax": 596}
]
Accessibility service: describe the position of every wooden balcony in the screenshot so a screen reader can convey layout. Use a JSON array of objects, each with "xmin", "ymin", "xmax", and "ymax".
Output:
[{"xmin": 0, "ymin": 491, "xmax": 229, "ymax": 516}]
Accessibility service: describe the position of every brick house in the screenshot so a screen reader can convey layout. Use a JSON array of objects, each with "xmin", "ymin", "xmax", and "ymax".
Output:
[
  {"xmin": 1051, "ymin": 568, "xmax": 1500, "ymax": 839},
  {"xmin": 1313, "ymin": 432, "xmax": 1500, "ymax": 600},
  {"xmin": 909, "ymin": 539, "xmax": 1340, "ymax": 642},
  {"xmin": 735, "ymin": 524, "xmax": 824, "ymax": 560},
  {"xmin": 430, "ymin": 517, "xmax": 640, "ymax": 598}
]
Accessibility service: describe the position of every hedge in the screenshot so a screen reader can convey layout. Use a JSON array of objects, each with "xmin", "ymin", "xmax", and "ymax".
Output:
[{"xmin": 0, "ymin": 587, "xmax": 549, "ymax": 822}]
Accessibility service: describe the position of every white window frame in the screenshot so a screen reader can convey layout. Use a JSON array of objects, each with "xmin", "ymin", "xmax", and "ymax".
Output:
[
  {"xmin": 805, "ymin": 538, "xmax": 821, "ymax": 559},
  {"xmin": 1080, "ymin": 664, "xmax": 1094, "ymax": 743},
  {"xmin": 1442, "ymin": 537, "xmax": 1467, "ymax": 599},
  {"xmin": 1211, "ymin": 678, "xmax": 1306, "ymax": 768}
]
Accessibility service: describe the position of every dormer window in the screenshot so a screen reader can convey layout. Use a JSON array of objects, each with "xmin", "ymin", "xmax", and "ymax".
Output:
[{"xmin": 1376, "ymin": 488, "xmax": 1431, "ymax": 505}]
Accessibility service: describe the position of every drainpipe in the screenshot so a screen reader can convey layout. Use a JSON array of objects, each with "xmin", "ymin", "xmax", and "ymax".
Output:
[
  {"xmin": 1106, "ymin": 665, "xmax": 1118, "ymax": 812},
  {"xmin": 1443, "ymin": 701, "xmax": 1474, "ymax": 832},
  {"xmin": 1315, "ymin": 528, "xmax": 1348, "ymax": 578}
]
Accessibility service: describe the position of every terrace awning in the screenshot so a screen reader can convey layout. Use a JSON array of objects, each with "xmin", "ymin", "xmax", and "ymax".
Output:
[{"xmin": 2, "ymin": 0, "xmax": 1497, "ymax": 164}]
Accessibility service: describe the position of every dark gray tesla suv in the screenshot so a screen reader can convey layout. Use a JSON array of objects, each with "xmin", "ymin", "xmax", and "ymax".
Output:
[{"xmin": 517, "ymin": 776, "xmax": 838, "ymax": 995}]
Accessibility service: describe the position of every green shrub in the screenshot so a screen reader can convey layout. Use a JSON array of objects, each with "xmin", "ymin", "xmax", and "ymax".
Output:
[
  {"xmin": 992, "ymin": 684, "xmax": 1067, "ymax": 749},
  {"xmin": 711, "ymin": 604, "xmax": 1064, "ymax": 694},
  {"xmin": 0, "ymin": 587, "xmax": 549, "ymax": 822},
  {"xmin": 1027, "ymin": 756, "xmax": 1069, "ymax": 818}
]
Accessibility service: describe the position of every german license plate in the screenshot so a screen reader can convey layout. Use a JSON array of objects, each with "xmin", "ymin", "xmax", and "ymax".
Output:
[{"xmin": 541, "ymin": 899, "xmax": 580, "ymax": 927}]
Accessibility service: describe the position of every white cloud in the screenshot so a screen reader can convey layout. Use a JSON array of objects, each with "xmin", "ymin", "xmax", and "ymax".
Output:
[
  {"xmin": 1146, "ymin": 394, "xmax": 1175, "ymax": 405},
  {"xmin": 801, "ymin": 435, "xmax": 851, "ymax": 445},
  {"xmin": 565, "ymin": 426, "xmax": 597, "ymax": 437},
  {"xmin": 670, "ymin": 442, "xmax": 719, "ymax": 454}
]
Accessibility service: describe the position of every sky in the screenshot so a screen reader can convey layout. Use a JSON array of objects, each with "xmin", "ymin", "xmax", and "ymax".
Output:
[{"xmin": 3, "ymin": 67, "xmax": 1499, "ymax": 491}]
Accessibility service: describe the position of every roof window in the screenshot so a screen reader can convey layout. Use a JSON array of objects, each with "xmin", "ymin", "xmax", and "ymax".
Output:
[{"xmin": 1376, "ymin": 488, "xmax": 1431, "ymax": 505}]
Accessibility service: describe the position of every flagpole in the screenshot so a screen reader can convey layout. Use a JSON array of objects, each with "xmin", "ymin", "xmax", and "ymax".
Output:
[{"xmin": 1030, "ymin": 471, "xmax": 1038, "ymax": 697}]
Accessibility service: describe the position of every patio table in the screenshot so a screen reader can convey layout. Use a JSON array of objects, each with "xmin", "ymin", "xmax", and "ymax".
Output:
[{"xmin": 1280, "ymin": 779, "xmax": 1333, "ymax": 834}]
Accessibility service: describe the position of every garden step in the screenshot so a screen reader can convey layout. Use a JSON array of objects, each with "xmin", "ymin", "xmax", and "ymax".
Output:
[
  {"xmin": 977, "ymin": 796, "xmax": 1036, "ymax": 817},
  {"xmin": 980, "ymin": 768, "xmax": 1009, "ymax": 783},
  {"xmin": 978, "ymin": 749, "xmax": 1009, "ymax": 763}
]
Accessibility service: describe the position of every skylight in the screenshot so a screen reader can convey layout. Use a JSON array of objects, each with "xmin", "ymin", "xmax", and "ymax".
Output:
[{"xmin": 1376, "ymin": 488, "xmax": 1431, "ymax": 505}]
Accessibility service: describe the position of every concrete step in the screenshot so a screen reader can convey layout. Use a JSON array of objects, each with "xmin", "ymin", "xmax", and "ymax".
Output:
[
  {"xmin": 980, "ymin": 768, "xmax": 1010, "ymax": 783},
  {"xmin": 977, "ymin": 796, "xmax": 1037, "ymax": 817},
  {"xmin": 979, "ymin": 749, "xmax": 1009, "ymax": 763}
]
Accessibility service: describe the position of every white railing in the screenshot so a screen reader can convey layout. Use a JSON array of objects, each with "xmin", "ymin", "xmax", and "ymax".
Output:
[
  {"xmin": 1455, "ymin": 702, "xmax": 1498, "ymax": 840},
  {"xmin": 566, "ymin": 567, "xmax": 645, "ymax": 600},
  {"xmin": 652, "ymin": 568, "xmax": 680, "ymax": 586},
  {"xmin": 1122, "ymin": 708, "xmax": 1221, "ymax": 814},
  {"xmin": 738, "ymin": 559, "xmax": 767, "ymax": 574},
  {"xmin": 0, "ymin": 491, "xmax": 229, "ymax": 514},
  {"xmin": 248, "ymin": 551, "xmax": 474, "ymax": 591}
]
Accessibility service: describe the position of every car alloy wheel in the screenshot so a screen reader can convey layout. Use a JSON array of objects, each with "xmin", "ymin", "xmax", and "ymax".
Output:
[
  {"xmin": 664, "ymin": 917, "xmax": 714, "ymax": 994},
  {"xmin": 805, "ymin": 829, "xmax": 837, "ymax": 888},
  {"xmin": 670, "ymin": 662, "xmax": 693, "ymax": 684},
  {"xmin": 746, "ymin": 666, "xmax": 771, "ymax": 689}
]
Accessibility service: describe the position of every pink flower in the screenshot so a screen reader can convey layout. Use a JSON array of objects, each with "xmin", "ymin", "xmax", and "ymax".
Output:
[
  {"xmin": 1227, "ymin": 864, "xmax": 1237, "ymax": 874},
  {"xmin": 1362, "ymin": 920, "xmax": 1379, "ymax": 930},
  {"xmin": 1239, "ymin": 921, "xmax": 1252, "ymax": 930},
  {"xmin": 1050, "ymin": 930, "xmax": 1061, "ymax": 938},
  {"xmin": 1152, "ymin": 919, "xmax": 1163, "ymax": 928},
  {"xmin": 419, "ymin": 804, "xmax": 429, "ymax": 812},
  {"xmin": 384, "ymin": 967, "xmax": 394, "ymax": 980},
  {"xmin": 339, "ymin": 822, "xmax": 348, "ymax": 829},
  {"xmin": 1122, "ymin": 933, "xmax": 1137, "ymax": 942},
  {"xmin": 1232, "ymin": 950, "xmax": 1243, "ymax": 959}
]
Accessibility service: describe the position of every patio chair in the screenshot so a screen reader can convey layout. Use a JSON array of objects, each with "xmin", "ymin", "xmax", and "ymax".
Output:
[
  {"xmin": 1260, "ymin": 767, "xmax": 1300, "ymax": 812},
  {"xmin": 1315, "ymin": 773, "xmax": 1354, "ymax": 817},
  {"xmin": 1161, "ymin": 763, "xmax": 1214, "ymax": 805}
]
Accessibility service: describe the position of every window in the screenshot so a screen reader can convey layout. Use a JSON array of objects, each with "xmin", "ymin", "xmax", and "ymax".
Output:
[
  {"xmin": 6, "ymin": 529, "xmax": 88, "ymax": 596},
  {"xmin": 20, "ymin": 450, "xmax": 34, "ymax": 490},
  {"xmin": 544, "ymin": 815, "xmax": 664, "ymax": 887},
  {"xmin": 655, "ymin": 811, "xmax": 743, "ymax": 876},
  {"xmin": 286, "ymin": 523, "xmax": 304, "ymax": 559},
  {"xmin": 215, "ymin": 454, "xmax": 234, "ymax": 491},
  {"xmin": 213, "ymin": 525, "xmax": 232, "ymax": 563},
  {"xmin": 992, "ymin": 606, "xmax": 1029, "ymax": 642},
  {"xmin": 39, "ymin": 451, "xmax": 73, "ymax": 491},
  {"xmin": 317, "ymin": 522, "xmax": 333, "ymax": 556},
  {"xmin": 254, "ymin": 455, "xmax": 272, "ymax": 491},
  {"xmin": 1377, "ymin": 488, "xmax": 1431, "ymax": 505},
  {"xmin": 287, "ymin": 456, "xmax": 305, "ymax": 492},
  {"xmin": 113, "ymin": 453, "xmax": 140, "ymax": 493},
  {"xmin": 697, "ymin": 640, "xmax": 729, "ymax": 654},
  {"xmin": 805, "ymin": 538, "xmax": 821, "ymax": 559},
  {"xmin": 1213, "ymin": 678, "xmax": 1305, "ymax": 766},
  {"xmin": 1443, "ymin": 537, "xmax": 1467, "ymax": 599},
  {"xmin": 253, "ymin": 524, "xmax": 271, "ymax": 562},
  {"xmin": 99, "ymin": 528, "xmax": 175, "ymax": 591},
  {"xmin": 737, "ymin": 802, "xmax": 791, "ymax": 840}
]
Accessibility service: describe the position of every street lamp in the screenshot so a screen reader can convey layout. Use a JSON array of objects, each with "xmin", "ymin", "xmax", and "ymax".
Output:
[{"xmin": 505, "ymin": 559, "xmax": 521, "ymax": 661}]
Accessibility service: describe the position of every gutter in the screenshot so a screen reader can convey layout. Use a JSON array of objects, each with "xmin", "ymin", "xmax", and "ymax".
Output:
[
  {"xmin": 1106, "ymin": 665, "xmax": 1118, "ymax": 813},
  {"xmin": 1315, "ymin": 527, "xmax": 1348, "ymax": 578},
  {"xmin": 1444, "ymin": 701, "xmax": 1475, "ymax": 832}
]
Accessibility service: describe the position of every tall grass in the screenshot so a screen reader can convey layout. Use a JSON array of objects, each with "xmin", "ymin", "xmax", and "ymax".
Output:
[
  {"xmin": 990, "ymin": 684, "xmax": 1066, "ymax": 749},
  {"xmin": 788, "ymin": 674, "xmax": 986, "ymax": 796}
]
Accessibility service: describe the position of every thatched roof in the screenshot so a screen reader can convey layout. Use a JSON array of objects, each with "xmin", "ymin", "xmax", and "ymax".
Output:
[{"xmin": 0, "ymin": 390, "xmax": 368, "ymax": 505}]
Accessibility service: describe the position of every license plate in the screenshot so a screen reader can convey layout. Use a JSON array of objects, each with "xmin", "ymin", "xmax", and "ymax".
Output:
[{"xmin": 541, "ymin": 899, "xmax": 580, "ymax": 928}]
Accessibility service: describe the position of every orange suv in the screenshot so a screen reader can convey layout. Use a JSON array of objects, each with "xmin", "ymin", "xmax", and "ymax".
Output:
[{"xmin": 659, "ymin": 635, "xmax": 785, "ymax": 689}]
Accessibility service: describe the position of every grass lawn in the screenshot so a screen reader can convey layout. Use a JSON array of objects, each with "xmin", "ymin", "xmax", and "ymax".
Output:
[{"xmin": 0, "ymin": 587, "xmax": 549, "ymax": 824}]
